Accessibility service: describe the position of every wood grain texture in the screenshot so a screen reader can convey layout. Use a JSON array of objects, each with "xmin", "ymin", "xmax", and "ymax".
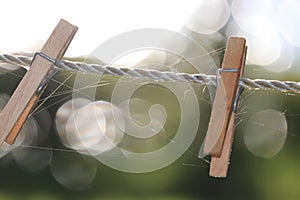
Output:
[
  {"xmin": 203, "ymin": 37, "xmax": 246, "ymax": 157},
  {"xmin": 209, "ymin": 114, "xmax": 236, "ymax": 177},
  {"xmin": 0, "ymin": 19, "xmax": 77, "ymax": 144},
  {"xmin": 209, "ymin": 47, "xmax": 247, "ymax": 178}
]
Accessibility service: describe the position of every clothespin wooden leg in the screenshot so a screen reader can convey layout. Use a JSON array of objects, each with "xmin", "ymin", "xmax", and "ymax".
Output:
[
  {"xmin": 203, "ymin": 37, "xmax": 247, "ymax": 177},
  {"xmin": 209, "ymin": 87, "xmax": 245, "ymax": 177},
  {"xmin": 0, "ymin": 19, "xmax": 78, "ymax": 144}
]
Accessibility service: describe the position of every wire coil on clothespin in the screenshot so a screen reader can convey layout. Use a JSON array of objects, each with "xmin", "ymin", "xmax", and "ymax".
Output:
[{"xmin": 32, "ymin": 52, "xmax": 59, "ymax": 94}]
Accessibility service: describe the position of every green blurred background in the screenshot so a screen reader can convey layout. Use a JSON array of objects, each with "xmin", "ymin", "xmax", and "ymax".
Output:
[{"xmin": 1, "ymin": 0, "xmax": 300, "ymax": 199}]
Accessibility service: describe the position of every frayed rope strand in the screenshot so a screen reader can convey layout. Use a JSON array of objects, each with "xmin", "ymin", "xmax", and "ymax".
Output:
[{"xmin": 1, "ymin": 53, "xmax": 300, "ymax": 93}]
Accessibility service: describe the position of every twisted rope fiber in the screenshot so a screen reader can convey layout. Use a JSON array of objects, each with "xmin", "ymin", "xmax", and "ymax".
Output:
[{"xmin": 1, "ymin": 54, "xmax": 300, "ymax": 93}]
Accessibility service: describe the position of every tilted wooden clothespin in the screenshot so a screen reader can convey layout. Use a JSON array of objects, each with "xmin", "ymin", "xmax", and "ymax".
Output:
[
  {"xmin": 0, "ymin": 19, "xmax": 78, "ymax": 144},
  {"xmin": 203, "ymin": 37, "xmax": 247, "ymax": 177}
]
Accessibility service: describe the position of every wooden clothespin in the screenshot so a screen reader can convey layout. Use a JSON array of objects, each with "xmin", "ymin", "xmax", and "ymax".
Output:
[
  {"xmin": 203, "ymin": 37, "xmax": 247, "ymax": 177},
  {"xmin": 0, "ymin": 19, "xmax": 78, "ymax": 144}
]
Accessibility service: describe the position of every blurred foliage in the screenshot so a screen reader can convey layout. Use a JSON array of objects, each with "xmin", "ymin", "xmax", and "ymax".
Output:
[
  {"xmin": 1, "ymin": 5, "xmax": 300, "ymax": 200},
  {"xmin": 1, "ymin": 54, "xmax": 300, "ymax": 200}
]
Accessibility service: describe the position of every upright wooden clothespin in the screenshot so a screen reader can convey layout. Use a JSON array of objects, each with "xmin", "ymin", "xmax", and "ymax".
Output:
[
  {"xmin": 203, "ymin": 37, "xmax": 247, "ymax": 177},
  {"xmin": 0, "ymin": 19, "xmax": 78, "ymax": 144}
]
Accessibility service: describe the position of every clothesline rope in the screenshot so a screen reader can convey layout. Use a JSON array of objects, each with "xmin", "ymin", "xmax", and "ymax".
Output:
[{"xmin": 1, "ymin": 53, "xmax": 300, "ymax": 93}]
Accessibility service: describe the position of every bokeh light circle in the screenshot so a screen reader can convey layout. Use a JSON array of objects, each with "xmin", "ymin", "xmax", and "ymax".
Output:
[
  {"xmin": 229, "ymin": 0, "xmax": 296, "ymax": 71},
  {"xmin": 225, "ymin": 18, "xmax": 293, "ymax": 72},
  {"xmin": 12, "ymin": 146, "xmax": 52, "ymax": 173},
  {"xmin": 0, "ymin": 93, "xmax": 39, "ymax": 158},
  {"xmin": 66, "ymin": 100, "xmax": 124, "ymax": 156},
  {"xmin": 70, "ymin": 28, "xmax": 218, "ymax": 173},
  {"xmin": 12, "ymin": 116, "xmax": 44, "ymax": 172},
  {"xmin": 50, "ymin": 152, "xmax": 97, "ymax": 191},
  {"xmin": 231, "ymin": 0, "xmax": 276, "ymax": 29},
  {"xmin": 277, "ymin": 0, "xmax": 300, "ymax": 48},
  {"xmin": 243, "ymin": 109, "xmax": 287, "ymax": 159},
  {"xmin": 186, "ymin": 0, "xmax": 230, "ymax": 34},
  {"xmin": 34, "ymin": 108, "xmax": 52, "ymax": 144},
  {"xmin": 55, "ymin": 98, "xmax": 92, "ymax": 148}
]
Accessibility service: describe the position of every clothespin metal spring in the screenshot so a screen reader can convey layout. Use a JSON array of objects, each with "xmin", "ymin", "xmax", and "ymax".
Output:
[{"xmin": 33, "ymin": 52, "xmax": 59, "ymax": 94}]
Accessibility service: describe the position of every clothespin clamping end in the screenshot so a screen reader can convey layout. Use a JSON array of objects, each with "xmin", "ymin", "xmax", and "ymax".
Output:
[
  {"xmin": 203, "ymin": 37, "xmax": 247, "ymax": 178},
  {"xmin": 0, "ymin": 19, "xmax": 78, "ymax": 145}
]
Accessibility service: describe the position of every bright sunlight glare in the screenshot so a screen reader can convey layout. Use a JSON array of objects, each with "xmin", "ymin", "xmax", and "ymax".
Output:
[{"xmin": 0, "ymin": 0, "xmax": 200, "ymax": 56}]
